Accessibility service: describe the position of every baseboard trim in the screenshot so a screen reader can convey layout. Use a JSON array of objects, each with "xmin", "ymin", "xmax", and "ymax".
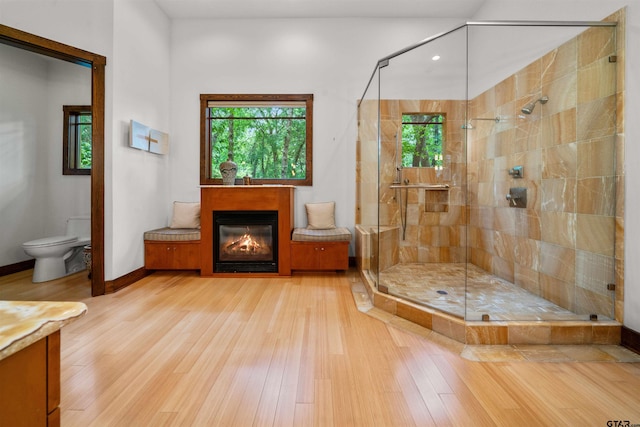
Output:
[
  {"xmin": 0, "ymin": 259, "xmax": 36, "ymax": 277},
  {"xmin": 621, "ymin": 326, "xmax": 640, "ymax": 355},
  {"xmin": 105, "ymin": 267, "xmax": 149, "ymax": 294}
]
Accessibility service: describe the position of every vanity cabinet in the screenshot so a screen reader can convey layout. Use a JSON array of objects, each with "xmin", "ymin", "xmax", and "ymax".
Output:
[
  {"xmin": 144, "ymin": 241, "xmax": 201, "ymax": 270},
  {"xmin": 0, "ymin": 301, "xmax": 85, "ymax": 427},
  {"xmin": 290, "ymin": 241, "xmax": 349, "ymax": 271},
  {"xmin": 0, "ymin": 331, "xmax": 61, "ymax": 426}
]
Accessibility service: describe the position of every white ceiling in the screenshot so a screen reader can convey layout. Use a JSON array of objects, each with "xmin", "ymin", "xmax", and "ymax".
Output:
[{"xmin": 153, "ymin": 0, "xmax": 487, "ymax": 19}]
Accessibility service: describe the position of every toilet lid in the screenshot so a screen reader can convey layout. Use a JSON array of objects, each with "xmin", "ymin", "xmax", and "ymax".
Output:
[{"xmin": 23, "ymin": 235, "xmax": 78, "ymax": 248}]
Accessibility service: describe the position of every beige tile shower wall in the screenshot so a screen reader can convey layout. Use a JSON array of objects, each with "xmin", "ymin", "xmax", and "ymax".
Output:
[
  {"xmin": 356, "ymin": 99, "xmax": 380, "ymax": 227},
  {"xmin": 467, "ymin": 11, "xmax": 624, "ymax": 321},
  {"xmin": 377, "ymin": 99, "xmax": 467, "ymax": 266}
]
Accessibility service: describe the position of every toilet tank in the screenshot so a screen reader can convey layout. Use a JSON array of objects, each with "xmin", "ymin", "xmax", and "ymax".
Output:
[{"xmin": 66, "ymin": 216, "xmax": 91, "ymax": 238}]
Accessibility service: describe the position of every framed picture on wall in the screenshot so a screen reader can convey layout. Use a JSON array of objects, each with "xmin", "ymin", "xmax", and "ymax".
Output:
[
  {"xmin": 129, "ymin": 120, "xmax": 169, "ymax": 155},
  {"xmin": 149, "ymin": 128, "xmax": 169, "ymax": 155},
  {"xmin": 129, "ymin": 120, "xmax": 150, "ymax": 151}
]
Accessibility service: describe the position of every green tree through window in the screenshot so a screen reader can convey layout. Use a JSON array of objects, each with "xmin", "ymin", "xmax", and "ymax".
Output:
[
  {"xmin": 401, "ymin": 113, "xmax": 444, "ymax": 168},
  {"xmin": 201, "ymin": 94, "xmax": 313, "ymax": 186},
  {"xmin": 63, "ymin": 105, "xmax": 91, "ymax": 175}
]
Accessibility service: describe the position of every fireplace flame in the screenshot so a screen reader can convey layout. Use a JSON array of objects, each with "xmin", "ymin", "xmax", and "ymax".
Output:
[{"xmin": 225, "ymin": 233, "xmax": 265, "ymax": 255}]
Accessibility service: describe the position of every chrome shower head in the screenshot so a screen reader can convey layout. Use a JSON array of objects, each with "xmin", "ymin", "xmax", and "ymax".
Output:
[{"xmin": 521, "ymin": 95, "xmax": 549, "ymax": 114}]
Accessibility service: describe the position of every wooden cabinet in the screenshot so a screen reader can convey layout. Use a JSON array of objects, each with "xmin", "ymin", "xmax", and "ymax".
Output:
[
  {"xmin": 290, "ymin": 241, "xmax": 349, "ymax": 271},
  {"xmin": 0, "ymin": 331, "xmax": 61, "ymax": 427},
  {"xmin": 144, "ymin": 241, "xmax": 201, "ymax": 270}
]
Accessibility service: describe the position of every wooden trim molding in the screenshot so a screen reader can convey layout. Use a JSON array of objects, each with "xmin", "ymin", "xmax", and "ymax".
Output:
[
  {"xmin": 0, "ymin": 260, "xmax": 35, "ymax": 277},
  {"xmin": 105, "ymin": 267, "xmax": 149, "ymax": 294},
  {"xmin": 0, "ymin": 24, "xmax": 105, "ymax": 66},
  {"xmin": 90, "ymin": 61, "xmax": 106, "ymax": 296},
  {"xmin": 0, "ymin": 24, "xmax": 106, "ymax": 296},
  {"xmin": 62, "ymin": 105, "xmax": 92, "ymax": 176},
  {"xmin": 621, "ymin": 326, "xmax": 640, "ymax": 355},
  {"xmin": 199, "ymin": 93, "xmax": 313, "ymax": 186}
]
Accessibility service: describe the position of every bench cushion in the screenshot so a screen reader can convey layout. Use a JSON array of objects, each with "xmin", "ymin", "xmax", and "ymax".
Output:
[
  {"xmin": 144, "ymin": 227, "xmax": 201, "ymax": 242},
  {"xmin": 169, "ymin": 201, "xmax": 201, "ymax": 229},
  {"xmin": 291, "ymin": 227, "xmax": 351, "ymax": 242}
]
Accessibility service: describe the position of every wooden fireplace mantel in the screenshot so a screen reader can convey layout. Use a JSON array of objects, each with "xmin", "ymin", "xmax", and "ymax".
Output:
[{"xmin": 200, "ymin": 185, "xmax": 295, "ymax": 277}]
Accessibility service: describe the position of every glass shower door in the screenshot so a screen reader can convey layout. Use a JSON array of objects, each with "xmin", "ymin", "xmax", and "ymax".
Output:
[
  {"xmin": 465, "ymin": 22, "xmax": 618, "ymax": 321},
  {"xmin": 375, "ymin": 27, "xmax": 470, "ymax": 317}
]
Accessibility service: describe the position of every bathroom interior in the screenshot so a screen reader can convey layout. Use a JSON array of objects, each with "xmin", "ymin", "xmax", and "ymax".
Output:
[
  {"xmin": 356, "ymin": 10, "xmax": 625, "ymax": 344},
  {"xmin": 0, "ymin": 42, "xmax": 92, "ymax": 284}
]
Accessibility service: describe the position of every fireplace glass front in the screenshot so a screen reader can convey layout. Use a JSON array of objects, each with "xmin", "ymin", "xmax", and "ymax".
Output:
[{"xmin": 214, "ymin": 211, "xmax": 278, "ymax": 273}]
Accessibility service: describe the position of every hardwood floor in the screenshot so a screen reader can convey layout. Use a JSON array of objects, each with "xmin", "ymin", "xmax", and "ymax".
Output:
[{"xmin": 1, "ymin": 269, "xmax": 640, "ymax": 426}]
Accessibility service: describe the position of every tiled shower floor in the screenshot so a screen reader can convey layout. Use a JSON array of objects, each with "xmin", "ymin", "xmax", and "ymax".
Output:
[{"xmin": 379, "ymin": 263, "xmax": 611, "ymax": 321}]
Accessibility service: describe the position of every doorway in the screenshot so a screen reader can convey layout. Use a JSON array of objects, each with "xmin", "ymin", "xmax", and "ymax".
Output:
[{"xmin": 0, "ymin": 24, "xmax": 106, "ymax": 296}]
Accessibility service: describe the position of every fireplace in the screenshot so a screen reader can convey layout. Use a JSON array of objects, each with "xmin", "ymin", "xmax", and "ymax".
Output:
[
  {"xmin": 201, "ymin": 185, "xmax": 294, "ymax": 277},
  {"xmin": 214, "ymin": 210, "xmax": 278, "ymax": 273}
]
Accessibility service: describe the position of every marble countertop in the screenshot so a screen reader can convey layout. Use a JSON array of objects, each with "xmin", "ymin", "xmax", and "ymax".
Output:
[{"xmin": 0, "ymin": 300, "xmax": 87, "ymax": 361}]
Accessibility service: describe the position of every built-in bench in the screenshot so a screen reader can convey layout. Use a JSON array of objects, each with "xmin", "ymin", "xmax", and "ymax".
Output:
[
  {"xmin": 144, "ymin": 227, "xmax": 201, "ymax": 270},
  {"xmin": 290, "ymin": 227, "xmax": 351, "ymax": 271}
]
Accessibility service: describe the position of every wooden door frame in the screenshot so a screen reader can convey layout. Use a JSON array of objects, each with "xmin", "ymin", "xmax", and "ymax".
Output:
[{"xmin": 0, "ymin": 24, "xmax": 106, "ymax": 296}]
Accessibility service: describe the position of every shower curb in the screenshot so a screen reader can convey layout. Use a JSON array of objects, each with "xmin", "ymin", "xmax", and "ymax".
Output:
[{"xmin": 356, "ymin": 269, "xmax": 622, "ymax": 346}]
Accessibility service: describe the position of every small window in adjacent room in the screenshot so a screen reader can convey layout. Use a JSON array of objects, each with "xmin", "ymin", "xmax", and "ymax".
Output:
[
  {"xmin": 200, "ymin": 94, "xmax": 313, "ymax": 186},
  {"xmin": 63, "ymin": 105, "xmax": 92, "ymax": 175},
  {"xmin": 401, "ymin": 113, "xmax": 444, "ymax": 168}
]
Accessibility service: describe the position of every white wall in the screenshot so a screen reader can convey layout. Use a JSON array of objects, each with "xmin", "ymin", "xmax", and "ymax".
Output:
[
  {"xmin": 0, "ymin": 45, "xmax": 48, "ymax": 265},
  {"xmin": 0, "ymin": 44, "xmax": 90, "ymax": 266},
  {"xmin": 0, "ymin": 0, "xmax": 171, "ymax": 280},
  {"xmin": 109, "ymin": 0, "xmax": 171, "ymax": 278},
  {"xmin": 45, "ymin": 60, "xmax": 92, "ymax": 231},
  {"xmin": 0, "ymin": 0, "xmax": 116, "ymax": 277},
  {"xmin": 169, "ymin": 18, "xmax": 460, "ymax": 232},
  {"xmin": 0, "ymin": 0, "xmax": 113, "ymax": 55}
]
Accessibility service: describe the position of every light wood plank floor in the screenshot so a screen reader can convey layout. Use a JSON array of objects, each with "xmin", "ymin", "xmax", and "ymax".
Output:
[{"xmin": 1, "ymin": 269, "xmax": 640, "ymax": 426}]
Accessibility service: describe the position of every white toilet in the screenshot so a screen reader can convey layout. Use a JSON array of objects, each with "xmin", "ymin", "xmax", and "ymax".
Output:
[{"xmin": 22, "ymin": 216, "xmax": 91, "ymax": 283}]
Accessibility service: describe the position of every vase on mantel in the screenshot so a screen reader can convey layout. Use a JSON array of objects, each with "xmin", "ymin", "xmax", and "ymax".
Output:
[{"xmin": 219, "ymin": 157, "xmax": 237, "ymax": 185}]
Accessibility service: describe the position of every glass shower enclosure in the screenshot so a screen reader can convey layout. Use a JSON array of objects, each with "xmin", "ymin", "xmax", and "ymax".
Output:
[{"xmin": 357, "ymin": 18, "xmax": 621, "ymax": 324}]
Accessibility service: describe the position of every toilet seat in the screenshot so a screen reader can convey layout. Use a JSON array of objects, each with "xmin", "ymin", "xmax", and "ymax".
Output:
[{"xmin": 23, "ymin": 236, "xmax": 78, "ymax": 248}]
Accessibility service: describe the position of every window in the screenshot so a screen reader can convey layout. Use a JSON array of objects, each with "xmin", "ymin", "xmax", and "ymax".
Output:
[
  {"xmin": 200, "ymin": 94, "xmax": 313, "ymax": 186},
  {"xmin": 63, "ymin": 105, "xmax": 92, "ymax": 175},
  {"xmin": 401, "ymin": 113, "xmax": 444, "ymax": 168}
]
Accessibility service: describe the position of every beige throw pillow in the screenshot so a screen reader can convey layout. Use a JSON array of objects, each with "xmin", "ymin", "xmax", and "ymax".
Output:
[
  {"xmin": 305, "ymin": 201, "xmax": 336, "ymax": 230},
  {"xmin": 170, "ymin": 201, "xmax": 201, "ymax": 229}
]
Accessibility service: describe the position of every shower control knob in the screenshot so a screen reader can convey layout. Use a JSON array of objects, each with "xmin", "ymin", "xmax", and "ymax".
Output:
[
  {"xmin": 508, "ymin": 165, "xmax": 523, "ymax": 178},
  {"xmin": 506, "ymin": 193, "xmax": 522, "ymax": 207},
  {"xmin": 506, "ymin": 187, "xmax": 527, "ymax": 208}
]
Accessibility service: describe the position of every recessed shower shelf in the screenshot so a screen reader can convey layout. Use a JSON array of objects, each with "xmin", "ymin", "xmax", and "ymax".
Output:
[{"xmin": 389, "ymin": 183, "xmax": 449, "ymax": 190}]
